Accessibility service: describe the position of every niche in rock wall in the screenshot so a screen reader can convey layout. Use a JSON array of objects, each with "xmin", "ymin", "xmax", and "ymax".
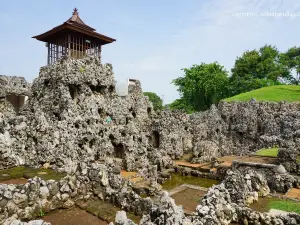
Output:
[
  {"xmin": 113, "ymin": 143, "xmax": 125, "ymax": 159},
  {"xmin": 53, "ymin": 112, "xmax": 61, "ymax": 121},
  {"xmin": 6, "ymin": 95, "xmax": 28, "ymax": 114},
  {"xmin": 90, "ymin": 85, "xmax": 106, "ymax": 94},
  {"xmin": 108, "ymin": 85, "xmax": 115, "ymax": 93},
  {"xmin": 147, "ymin": 107, "xmax": 151, "ymax": 116},
  {"xmin": 69, "ymin": 85, "xmax": 79, "ymax": 102},
  {"xmin": 149, "ymin": 131, "xmax": 160, "ymax": 148},
  {"xmin": 171, "ymin": 138, "xmax": 176, "ymax": 149},
  {"xmin": 89, "ymin": 139, "xmax": 95, "ymax": 148},
  {"xmin": 132, "ymin": 111, "xmax": 136, "ymax": 118}
]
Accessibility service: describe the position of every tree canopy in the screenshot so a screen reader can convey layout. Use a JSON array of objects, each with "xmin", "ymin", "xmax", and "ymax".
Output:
[
  {"xmin": 168, "ymin": 44, "xmax": 300, "ymax": 113},
  {"xmin": 172, "ymin": 62, "xmax": 229, "ymax": 111},
  {"xmin": 165, "ymin": 98, "xmax": 194, "ymax": 114},
  {"xmin": 143, "ymin": 92, "xmax": 163, "ymax": 111},
  {"xmin": 280, "ymin": 46, "xmax": 300, "ymax": 84},
  {"xmin": 229, "ymin": 45, "xmax": 290, "ymax": 95}
]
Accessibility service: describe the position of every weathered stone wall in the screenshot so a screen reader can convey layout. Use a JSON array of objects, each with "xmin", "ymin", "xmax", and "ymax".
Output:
[
  {"xmin": 0, "ymin": 57, "xmax": 177, "ymax": 173},
  {"xmin": 156, "ymin": 100, "xmax": 300, "ymax": 163},
  {"xmin": 0, "ymin": 162, "xmax": 152, "ymax": 224},
  {"xmin": 2, "ymin": 57, "xmax": 300, "ymax": 172},
  {"xmin": 114, "ymin": 168, "xmax": 300, "ymax": 225},
  {"xmin": 278, "ymin": 148, "xmax": 300, "ymax": 174}
]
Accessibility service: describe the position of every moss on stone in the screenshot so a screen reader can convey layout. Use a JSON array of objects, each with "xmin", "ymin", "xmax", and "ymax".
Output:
[{"xmin": 0, "ymin": 167, "xmax": 66, "ymax": 182}]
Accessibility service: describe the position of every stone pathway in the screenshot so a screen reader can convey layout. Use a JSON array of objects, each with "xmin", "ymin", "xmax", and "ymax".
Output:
[
  {"xmin": 175, "ymin": 155, "xmax": 278, "ymax": 172},
  {"xmin": 174, "ymin": 160, "xmax": 215, "ymax": 172}
]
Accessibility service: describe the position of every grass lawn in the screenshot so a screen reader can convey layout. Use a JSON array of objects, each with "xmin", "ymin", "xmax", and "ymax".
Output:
[
  {"xmin": 224, "ymin": 85, "xmax": 300, "ymax": 102},
  {"xmin": 268, "ymin": 199, "xmax": 300, "ymax": 214},
  {"xmin": 255, "ymin": 147, "xmax": 300, "ymax": 162},
  {"xmin": 255, "ymin": 148, "xmax": 279, "ymax": 157},
  {"xmin": 251, "ymin": 197, "xmax": 300, "ymax": 214}
]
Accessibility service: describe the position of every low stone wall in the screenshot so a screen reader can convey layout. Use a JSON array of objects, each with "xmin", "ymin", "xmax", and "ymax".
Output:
[
  {"xmin": 278, "ymin": 148, "xmax": 300, "ymax": 175},
  {"xmin": 235, "ymin": 206, "xmax": 300, "ymax": 225},
  {"xmin": 112, "ymin": 168, "xmax": 300, "ymax": 225},
  {"xmin": 232, "ymin": 161, "xmax": 297, "ymax": 193}
]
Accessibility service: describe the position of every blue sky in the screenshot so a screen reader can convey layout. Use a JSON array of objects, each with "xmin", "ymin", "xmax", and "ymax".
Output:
[{"xmin": 1, "ymin": 0, "xmax": 300, "ymax": 103}]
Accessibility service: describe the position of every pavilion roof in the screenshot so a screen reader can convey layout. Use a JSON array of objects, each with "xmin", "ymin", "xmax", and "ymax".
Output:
[{"xmin": 32, "ymin": 8, "xmax": 116, "ymax": 45}]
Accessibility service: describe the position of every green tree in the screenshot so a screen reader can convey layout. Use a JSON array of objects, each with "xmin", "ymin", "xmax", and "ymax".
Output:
[
  {"xmin": 143, "ymin": 92, "xmax": 163, "ymax": 111},
  {"xmin": 165, "ymin": 98, "xmax": 194, "ymax": 114},
  {"xmin": 172, "ymin": 62, "xmax": 229, "ymax": 111},
  {"xmin": 230, "ymin": 45, "xmax": 290, "ymax": 95},
  {"xmin": 280, "ymin": 46, "xmax": 300, "ymax": 84}
]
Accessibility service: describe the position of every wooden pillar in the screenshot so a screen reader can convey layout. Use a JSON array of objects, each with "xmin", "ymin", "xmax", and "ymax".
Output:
[
  {"xmin": 47, "ymin": 42, "xmax": 50, "ymax": 65},
  {"xmin": 68, "ymin": 34, "xmax": 71, "ymax": 58}
]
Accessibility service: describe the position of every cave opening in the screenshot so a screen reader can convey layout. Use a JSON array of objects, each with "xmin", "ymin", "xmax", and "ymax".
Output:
[
  {"xmin": 149, "ymin": 131, "xmax": 160, "ymax": 148},
  {"xmin": 113, "ymin": 143, "xmax": 125, "ymax": 159},
  {"xmin": 6, "ymin": 95, "xmax": 28, "ymax": 115},
  {"xmin": 90, "ymin": 85, "xmax": 106, "ymax": 94},
  {"xmin": 69, "ymin": 85, "xmax": 79, "ymax": 101}
]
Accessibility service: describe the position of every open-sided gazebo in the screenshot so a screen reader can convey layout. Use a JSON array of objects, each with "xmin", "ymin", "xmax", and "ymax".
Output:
[{"xmin": 33, "ymin": 8, "xmax": 116, "ymax": 64}]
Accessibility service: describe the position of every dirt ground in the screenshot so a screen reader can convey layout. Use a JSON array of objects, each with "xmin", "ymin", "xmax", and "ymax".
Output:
[
  {"xmin": 43, "ymin": 208, "xmax": 107, "ymax": 225},
  {"xmin": 171, "ymin": 188, "xmax": 206, "ymax": 213},
  {"xmin": 286, "ymin": 188, "xmax": 300, "ymax": 200},
  {"xmin": 0, "ymin": 178, "xmax": 27, "ymax": 184}
]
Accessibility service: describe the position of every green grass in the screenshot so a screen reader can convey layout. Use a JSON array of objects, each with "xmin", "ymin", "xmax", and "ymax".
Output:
[
  {"xmin": 250, "ymin": 196, "xmax": 300, "ymax": 213},
  {"xmin": 268, "ymin": 199, "xmax": 300, "ymax": 214},
  {"xmin": 255, "ymin": 148, "xmax": 279, "ymax": 157},
  {"xmin": 225, "ymin": 85, "xmax": 300, "ymax": 102},
  {"xmin": 255, "ymin": 147, "xmax": 300, "ymax": 162}
]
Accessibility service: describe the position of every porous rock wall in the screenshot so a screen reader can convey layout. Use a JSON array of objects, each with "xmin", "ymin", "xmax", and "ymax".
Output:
[
  {"xmin": 2, "ymin": 57, "xmax": 300, "ymax": 171},
  {"xmin": 1, "ymin": 56, "xmax": 176, "ymax": 173},
  {"xmin": 1, "ymin": 162, "xmax": 152, "ymax": 224},
  {"xmin": 114, "ymin": 168, "xmax": 300, "ymax": 225},
  {"xmin": 156, "ymin": 100, "xmax": 300, "ymax": 163}
]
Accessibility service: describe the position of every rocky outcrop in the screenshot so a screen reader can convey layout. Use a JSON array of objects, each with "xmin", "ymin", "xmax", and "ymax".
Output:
[
  {"xmin": 0, "ymin": 75, "xmax": 31, "ymax": 97},
  {"xmin": 0, "ymin": 57, "xmax": 178, "ymax": 173},
  {"xmin": 233, "ymin": 162, "xmax": 297, "ymax": 193},
  {"xmin": 158, "ymin": 100, "xmax": 300, "ymax": 162},
  {"xmin": 278, "ymin": 148, "xmax": 300, "ymax": 174}
]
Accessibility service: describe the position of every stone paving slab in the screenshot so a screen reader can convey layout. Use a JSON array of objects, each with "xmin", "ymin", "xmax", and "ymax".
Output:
[{"xmin": 175, "ymin": 160, "xmax": 205, "ymax": 168}]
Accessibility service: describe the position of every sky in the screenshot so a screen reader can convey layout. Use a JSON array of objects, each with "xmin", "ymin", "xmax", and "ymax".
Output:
[{"xmin": 1, "ymin": 0, "xmax": 300, "ymax": 104}]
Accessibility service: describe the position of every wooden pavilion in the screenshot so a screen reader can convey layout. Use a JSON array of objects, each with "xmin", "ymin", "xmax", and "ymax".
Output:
[{"xmin": 32, "ymin": 8, "xmax": 116, "ymax": 64}]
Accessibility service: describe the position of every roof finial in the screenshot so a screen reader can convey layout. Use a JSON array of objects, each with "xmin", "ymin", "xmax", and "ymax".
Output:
[{"xmin": 73, "ymin": 8, "xmax": 78, "ymax": 15}]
